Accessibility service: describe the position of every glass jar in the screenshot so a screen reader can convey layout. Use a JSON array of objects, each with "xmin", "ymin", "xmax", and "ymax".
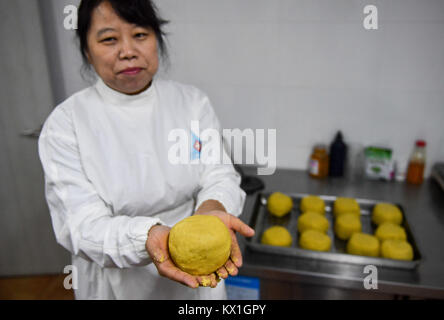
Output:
[{"xmin": 309, "ymin": 145, "xmax": 329, "ymax": 179}]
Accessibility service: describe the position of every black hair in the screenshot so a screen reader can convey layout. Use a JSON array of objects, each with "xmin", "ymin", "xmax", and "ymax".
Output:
[{"xmin": 76, "ymin": 0, "xmax": 169, "ymax": 65}]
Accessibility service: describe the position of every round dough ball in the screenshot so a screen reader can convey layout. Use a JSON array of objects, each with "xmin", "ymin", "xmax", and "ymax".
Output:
[
  {"xmin": 347, "ymin": 233, "xmax": 380, "ymax": 257},
  {"xmin": 375, "ymin": 223, "xmax": 407, "ymax": 242},
  {"xmin": 168, "ymin": 215, "xmax": 231, "ymax": 276},
  {"xmin": 334, "ymin": 213, "xmax": 362, "ymax": 240},
  {"xmin": 299, "ymin": 230, "xmax": 331, "ymax": 252},
  {"xmin": 300, "ymin": 195, "xmax": 325, "ymax": 214},
  {"xmin": 381, "ymin": 240, "xmax": 414, "ymax": 261},
  {"xmin": 372, "ymin": 203, "xmax": 403, "ymax": 225},
  {"xmin": 267, "ymin": 192, "xmax": 293, "ymax": 217},
  {"xmin": 261, "ymin": 226, "xmax": 292, "ymax": 247},
  {"xmin": 297, "ymin": 212, "xmax": 329, "ymax": 234},
  {"xmin": 333, "ymin": 197, "xmax": 360, "ymax": 218}
]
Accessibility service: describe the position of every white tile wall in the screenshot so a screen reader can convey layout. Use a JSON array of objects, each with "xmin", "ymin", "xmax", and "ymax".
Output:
[
  {"xmin": 156, "ymin": 0, "xmax": 444, "ymax": 176},
  {"xmin": 50, "ymin": 0, "xmax": 444, "ymax": 176}
]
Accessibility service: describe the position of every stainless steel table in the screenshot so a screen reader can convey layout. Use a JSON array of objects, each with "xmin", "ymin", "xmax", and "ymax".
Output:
[{"xmin": 237, "ymin": 166, "xmax": 444, "ymax": 299}]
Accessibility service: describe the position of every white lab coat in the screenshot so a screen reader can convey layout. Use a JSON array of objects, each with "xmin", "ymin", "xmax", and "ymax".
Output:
[{"xmin": 38, "ymin": 77, "xmax": 246, "ymax": 300}]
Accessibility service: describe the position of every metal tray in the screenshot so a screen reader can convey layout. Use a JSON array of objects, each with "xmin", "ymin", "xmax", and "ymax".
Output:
[{"xmin": 246, "ymin": 192, "xmax": 422, "ymax": 270}]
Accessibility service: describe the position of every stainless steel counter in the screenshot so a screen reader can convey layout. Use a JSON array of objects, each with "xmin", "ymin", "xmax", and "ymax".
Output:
[{"xmin": 237, "ymin": 166, "xmax": 444, "ymax": 299}]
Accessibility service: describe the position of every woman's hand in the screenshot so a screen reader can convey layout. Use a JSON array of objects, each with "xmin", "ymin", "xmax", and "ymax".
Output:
[
  {"xmin": 194, "ymin": 210, "xmax": 255, "ymax": 280},
  {"xmin": 145, "ymin": 225, "xmax": 219, "ymax": 289}
]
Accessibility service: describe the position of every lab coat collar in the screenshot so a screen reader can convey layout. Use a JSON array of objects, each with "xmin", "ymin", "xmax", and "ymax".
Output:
[{"xmin": 95, "ymin": 77, "xmax": 156, "ymax": 107}]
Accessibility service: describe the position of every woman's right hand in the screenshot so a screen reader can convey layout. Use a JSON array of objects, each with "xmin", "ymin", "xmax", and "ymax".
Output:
[{"xmin": 145, "ymin": 225, "xmax": 219, "ymax": 289}]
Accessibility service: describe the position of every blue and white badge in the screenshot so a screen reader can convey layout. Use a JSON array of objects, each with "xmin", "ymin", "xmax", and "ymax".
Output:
[
  {"xmin": 225, "ymin": 275, "xmax": 260, "ymax": 300},
  {"xmin": 190, "ymin": 131, "xmax": 201, "ymax": 161}
]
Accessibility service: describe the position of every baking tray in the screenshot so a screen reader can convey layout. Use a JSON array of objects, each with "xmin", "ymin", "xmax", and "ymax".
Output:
[{"xmin": 246, "ymin": 192, "xmax": 421, "ymax": 270}]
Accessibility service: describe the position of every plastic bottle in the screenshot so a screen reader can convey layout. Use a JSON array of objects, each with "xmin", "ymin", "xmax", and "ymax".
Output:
[
  {"xmin": 406, "ymin": 140, "xmax": 426, "ymax": 185},
  {"xmin": 395, "ymin": 158, "xmax": 408, "ymax": 182},
  {"xmin": 309, "ymin": 145, "xmax": 329, "ymax": 179},
  {"xmin": 329, "ymin": 131, "xmax": 347, "ymax": 177}
]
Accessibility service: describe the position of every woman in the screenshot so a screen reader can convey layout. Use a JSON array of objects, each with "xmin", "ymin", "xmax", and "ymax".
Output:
[{"xmin": 38, "ymin": 0, "xmax": 254, "ymax": 300}]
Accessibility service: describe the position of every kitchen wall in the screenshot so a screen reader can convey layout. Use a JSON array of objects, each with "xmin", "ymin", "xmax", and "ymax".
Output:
[{"xmin": 44, "ymin": 0, "xmax": 444, "ymax": 176}]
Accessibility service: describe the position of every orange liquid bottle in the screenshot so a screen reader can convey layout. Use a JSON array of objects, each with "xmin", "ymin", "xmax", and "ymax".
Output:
[
  {"xmin": 406, "ymin": 140, "xmax": 426, "ymax": 185},
  {"xmin": 407, "ymin": 162, "xmax": 425, "ymax": 184},
  {"xmin": 309, "ymin": 145, "xmax": 329, "ymax": 179}
]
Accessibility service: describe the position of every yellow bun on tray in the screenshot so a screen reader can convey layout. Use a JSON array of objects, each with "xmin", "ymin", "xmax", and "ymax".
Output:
[
  {"xmin": 299, "ymin": 230, "xmax": 331, "ymax": 252},
  {"xmin": 267, "ymin": 192, "xmax": 293, "ymax": 218},
  {"xmin": 297, "ymin": 211, "xmax": 329, "ymax": 234},
  {"xmin": 334, "ymin": 213, "xmax": 362, "ymax": 240},
  {"xmin": 333, "ymin": 197, "xmax": 360, "ymax": 218},
  {"xmin": 168, "ymin": 215, "xmax": 231, "ymax": 276},
  {"xmin": 375, "ymin": 222, "xmax": 407, "ymax": 242},
  {"xmin": 347, "ymin": 233, "xmax": 380, "ymax": 257},
  {"xmin": 380, "ymin": 240, "xmax": 414, "ymax": 261},
  {"xmin": 261, "ymin": 226, "xmax": 293, "ymax": 247},
  {"xmin": 300, "ymin": 195, "xmax": 325, "ymax": 214},
  {"xmin": 372, "ymin": 203, "xmax": 403, "ymax": 225}
]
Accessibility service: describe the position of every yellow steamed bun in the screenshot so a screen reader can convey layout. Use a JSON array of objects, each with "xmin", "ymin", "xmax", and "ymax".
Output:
[
  {"xmin": 168, "ymin": 215, "xmax": 231, "ymax": 276},
  {"xmin": 297, "ymin": 211, "xmax": 329, "ymax": 234},
  {"xmin": 333, "ymin": 197, "xmax": 360, "ymax": 218},
  {"xmin": 372, "ymin": 203, "xmax": 403, "ymax": 225},
  {"xmin": 334, "ymin": 213, "xmax": 362, "ymax": 240},
  {"xmin": 300, "ymin": 195, "xmax": 325, "ymax": 214},
  {"xmin": 347, "ymin": 233, "xmax": 380, "ymax": 257},
  {"xmin": 381, "ymin": 240, "xmax": 414, "ymax": 261},
  {"xmin": 375, "ymin": 223, "xmax": 407, "ymax": 242},
  {"xmin": 299, "ymin": 230, "xmax": 331, "ymax": 252},
  {"xmin": 261, "ymin": 226, "xmax": 293, "ymax": 247},
  {"xmin": 267, "ymin": 192, "xmax": 293, "ymax": 217}
]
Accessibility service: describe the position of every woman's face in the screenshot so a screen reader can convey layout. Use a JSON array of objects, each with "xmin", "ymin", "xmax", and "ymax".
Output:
[{"xmin": 86, "ymin": 1, "xmax": 159, "ymax": 95}]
